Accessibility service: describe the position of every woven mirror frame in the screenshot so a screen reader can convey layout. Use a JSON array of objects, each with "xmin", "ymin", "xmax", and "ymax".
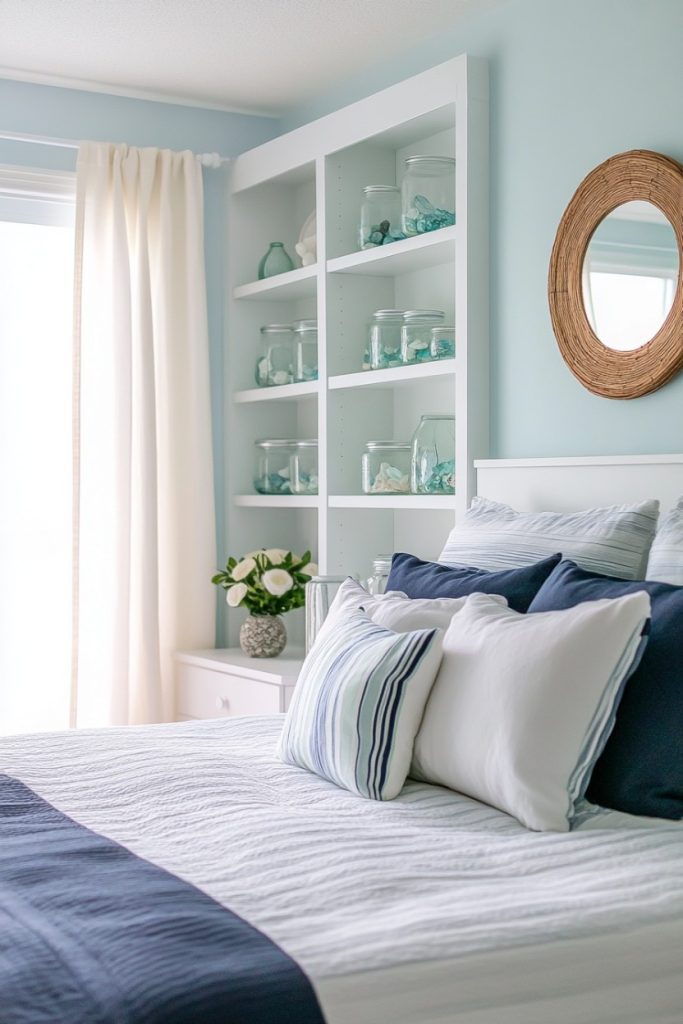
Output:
[{"xmin": 548, "ymin": 149, "xmax": 683, "ymax": 399}]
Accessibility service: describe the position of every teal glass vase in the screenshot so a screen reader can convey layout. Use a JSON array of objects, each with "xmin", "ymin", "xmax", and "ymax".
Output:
[{"xmin": 258, "ymin": 241, "xmax": 295, "ymax": 280}]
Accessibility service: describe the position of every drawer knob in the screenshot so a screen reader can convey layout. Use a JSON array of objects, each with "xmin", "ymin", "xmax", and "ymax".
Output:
[{"xmin": 216, "ymin": 696, "xmax": 230, "ymax": 711}]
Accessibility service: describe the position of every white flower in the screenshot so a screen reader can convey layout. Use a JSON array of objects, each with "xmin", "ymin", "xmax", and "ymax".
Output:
[
  {"xmin": 262, "ymin": 568, "xmax": 294, "ymax": 597},
  {"xmin": 232, "ymin": 557, "xmax": 256, "ymax": 581},
  {"xmin": 226, "ymin": 582, "xmax": 247, "ymax": 607},
  {"xmin": 305, "ymin": 562, "xmax": 318, "ymax": 577},
  {"xmin": 244, "ymin": 549, "xmax": 265, "ymax": 559},
  {"xmin": 265, "ymin": 548, "xmax": 288, "ymax": 565}
]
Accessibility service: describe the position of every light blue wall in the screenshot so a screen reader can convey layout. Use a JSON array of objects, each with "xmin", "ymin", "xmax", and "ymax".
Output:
[
  {"xmin": 0, "ymin": 78, "xmax": 278, "ymax": 643},
  {"xmin": 281, "ymin": 0, "xmax": 683, "ymax": 457}
]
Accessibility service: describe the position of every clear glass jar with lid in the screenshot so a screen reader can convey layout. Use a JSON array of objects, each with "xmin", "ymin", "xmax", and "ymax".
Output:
[
  {"xmin": 368, "ymin": 309, "xmax": 404, "ymax": 370},
  {"xmin": 292, "ymin": 319, "xmax": 318, "ymax": 382},
  {"xmin": 410, "ymin": 415, "xmax": 455, "ymax": 494},
  {"xmin": 363, "ymin": 555, "xmax": 393, "ymax": 595},
  {"xmin": 262, "ymin": 324, "xmax": 294, "ymax": 386},
  {"xmin": 401, "ymin": 310, "xmax": 445, "ymax": 363},
  {"xmin": 430, "ymin": 325, "xmax": 455, "ymax": 360},
  {"xmin": 401, "ymin": 156, "xmax": 456, "ymax": 236},
  {"xmin": 290, "ymin": 440, "xmax": 319, "ymax": 494},
  {"xmin": 362, "ymin": 441, "xmax": 411, "ymax": 494},
  {"xmin": 253, "ymin": 439, "xmax": 297, "ymax": 494},
  {"xmin": 359, "ymin": 186, "xmax": 404, "ymax": 249}
]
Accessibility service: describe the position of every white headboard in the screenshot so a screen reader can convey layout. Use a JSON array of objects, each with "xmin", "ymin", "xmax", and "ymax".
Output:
[{"xmin": 475, "ymin": 455, "xmax": 683, "ymax": 514}]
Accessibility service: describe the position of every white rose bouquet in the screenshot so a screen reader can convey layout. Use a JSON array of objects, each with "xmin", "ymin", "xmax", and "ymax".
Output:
[{"xmin": 212, "ymin": 549, "xmax": 318, "ymax": 616}]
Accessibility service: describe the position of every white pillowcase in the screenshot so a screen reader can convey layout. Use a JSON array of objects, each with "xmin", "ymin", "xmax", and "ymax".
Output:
[
  {"xmin": 412, "ymin": 591, "xmax": 651, "ymax": 832},
  {"xmin": 439, "ymin": 496, "xmax": 660, "ymax": 580},
  {"xmin": 646, "ymin": 497, "xmax": 683, "ymax": 585}
]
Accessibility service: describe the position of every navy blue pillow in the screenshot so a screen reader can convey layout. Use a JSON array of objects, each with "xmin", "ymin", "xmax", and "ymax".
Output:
[
  {"xmin": 387, "ymin": 551, "xmax": 562, "ymax": 614},
  {"xmin": 528, "ymin": 559, "xmax": 683, "ymax": 820}
]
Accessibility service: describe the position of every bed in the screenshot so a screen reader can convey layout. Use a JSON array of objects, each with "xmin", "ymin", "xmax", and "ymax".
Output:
[{"xmin": 2, "ymin": 455, "xmax": 683, "ymax": 1023}]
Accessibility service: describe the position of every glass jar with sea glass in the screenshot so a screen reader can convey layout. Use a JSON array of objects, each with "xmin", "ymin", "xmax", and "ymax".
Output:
[
  {"xmin": 401, "ymin": 156, "xmax": 456, "ymax": 236},
  {"xmin": 401, "ymin": 310, "xmax": 445, "ymax": 363},
  {"xmin": 362, "ymin": 441, "xmax": 411, "ymax": 495},
  {"xmin": 293, "ymin": 319, "xmax": 318, "ymax": 382},
  {"xmin": 253, "ymin": 439, "xmax": 297, "ymax": 494},
  {"xmin": 290, "ymin": 440, "xmax": 319, "ymax": 495},
  {"xmin": 368, "ymin": 309, "xmax": 404, "ymax": 370},
  {"xmin": 254, "ymin": 346, "xmax": 268, "ymax": 387},
  {"xmin": 410, "ymin": 415, "xmax": 455, "ymax": 495},
  {"xmin": 363, "ymin": 555, "xmax": 393, "ymax": 595},
  {"xmin": 430, "ymin": 325, "xmax": 455, "ymax": 360},
  {"xmin": 359, "ymin": 186, "xmax": 404, "ymax": 249},
  {"xmin": 262, "ymin": 324, "xmax": 294, "ymax": 386}
]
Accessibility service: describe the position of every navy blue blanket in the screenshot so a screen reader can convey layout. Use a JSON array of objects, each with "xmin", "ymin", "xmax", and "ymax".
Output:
[{"xmin": 0, "ymin": 774, "xmax": 326, "ymax": 1024}]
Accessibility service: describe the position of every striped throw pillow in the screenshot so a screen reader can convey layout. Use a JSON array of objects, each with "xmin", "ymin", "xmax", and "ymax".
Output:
[
  {"xmin": 647, "ymin": 498, "xmax": 683, "ymax": 585},
  {"xmin": 439, "ymin": 497, "xmax": 659, "ymax": 581},
  {"xmin": 278, "ymin": 609, "xmax": 443, "ymax": 800}
]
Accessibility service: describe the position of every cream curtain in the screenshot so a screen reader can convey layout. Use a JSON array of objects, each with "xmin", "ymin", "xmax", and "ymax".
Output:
[{"xmin": 72, "ymin": 143, "xmax": 216, "ymax": 727}]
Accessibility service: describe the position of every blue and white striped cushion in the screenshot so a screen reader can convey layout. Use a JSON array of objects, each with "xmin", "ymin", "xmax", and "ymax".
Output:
[
  {"xmin": 278, "ymin": 610, "xmax": 443, "ymax": 801},
  {"xmin": 439, "ymin": 497, "xmax": 659, "ymax": 581},
  {"xmin": 646, "ymin": 498, "xmax": 683, "ymax": 585}
]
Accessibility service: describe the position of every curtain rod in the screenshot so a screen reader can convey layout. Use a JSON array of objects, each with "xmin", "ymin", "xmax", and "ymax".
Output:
[{"xmin": 0, "ymin": 129, "xmax": 230, "ymax": 167}]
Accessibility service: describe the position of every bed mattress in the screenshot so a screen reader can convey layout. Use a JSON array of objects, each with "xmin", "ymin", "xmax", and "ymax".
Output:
[{"xmin": 2, "ymin": 715, "xmax": 682, "ymax": 1023}]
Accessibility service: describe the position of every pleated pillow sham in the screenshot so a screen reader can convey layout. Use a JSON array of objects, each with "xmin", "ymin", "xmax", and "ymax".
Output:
[{"xmin": 439, "ymin": 496, "xmax": 659, "ymax": 581}]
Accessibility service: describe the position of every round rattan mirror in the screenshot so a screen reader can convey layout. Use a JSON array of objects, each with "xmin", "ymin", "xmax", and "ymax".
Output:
[{"xmin": 548, "ymin": 150, "xmax": 683, "ymax": 399}]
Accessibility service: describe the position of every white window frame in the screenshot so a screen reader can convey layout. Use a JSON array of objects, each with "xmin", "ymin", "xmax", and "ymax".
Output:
[{"xmin": 0, "ymin": 165, "xmax": 76, "ymax": 226}]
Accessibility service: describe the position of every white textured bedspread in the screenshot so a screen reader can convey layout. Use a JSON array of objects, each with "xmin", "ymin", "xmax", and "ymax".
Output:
[{"xmin": 2, "ymin": 715, "xmax": 682, "ymax": 1024}]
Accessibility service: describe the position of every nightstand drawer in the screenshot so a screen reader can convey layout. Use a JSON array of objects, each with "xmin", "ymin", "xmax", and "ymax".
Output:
[{"xmin": 176, "ymin": 664, "xmax": 284, "ymax": 719}]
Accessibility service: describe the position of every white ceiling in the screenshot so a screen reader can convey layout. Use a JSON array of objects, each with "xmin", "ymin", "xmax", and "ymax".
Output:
[{"xmin": 0, "ymin": 0, "xmax": 498, "ymax": 115}]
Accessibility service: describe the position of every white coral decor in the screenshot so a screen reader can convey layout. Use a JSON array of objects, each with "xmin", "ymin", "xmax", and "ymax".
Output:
[
  {"xmin": 262, "ymin": 568, "xmax": 294, "ymax": 597},
  {"xmin": 226, "ymin": 582, "xmax": 248, "ymax": 607},
  {"xmin": 232, "ymin": 557, "xmax": 256, "ymax": 581}
]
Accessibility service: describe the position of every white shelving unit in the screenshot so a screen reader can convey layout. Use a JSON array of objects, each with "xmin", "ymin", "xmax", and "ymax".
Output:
[{"xmin": 226, "ymin": 55, "xmax": 489, "ymax": 644}]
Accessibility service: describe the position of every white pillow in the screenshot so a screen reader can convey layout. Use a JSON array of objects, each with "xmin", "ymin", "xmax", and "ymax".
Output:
[
  {"xmin": 412, "ymin": 591, "xmax": 651, "ymax": 832},
  {"xmin": 439, "ymin": 496, "xmax": 660, "ymax": 580},
  {"xmin": 318, "ymin": 576, "xmax": 507, "ymax": 636},
  {"xmin": 646, "ymin": 497, "xmax": 683, "ymax": 585}
]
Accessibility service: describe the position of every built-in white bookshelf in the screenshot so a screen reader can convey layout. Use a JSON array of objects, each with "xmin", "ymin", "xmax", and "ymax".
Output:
[{"xmin": 226, "ymin": 55, "xmax": 489, "ymax": 643}]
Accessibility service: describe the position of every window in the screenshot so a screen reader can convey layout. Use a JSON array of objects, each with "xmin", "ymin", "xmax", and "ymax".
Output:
[{"xmin": 0, "ymin": 167, "xmax": 75, "ymax": 734}]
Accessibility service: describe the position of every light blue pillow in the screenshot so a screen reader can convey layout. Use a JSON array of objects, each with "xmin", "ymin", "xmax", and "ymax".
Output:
[
  {"xmin": 647, "ymin": 498, "xmax": 683, "ymax": 585},
  {"xmin": 278, "ymin": 609, "xmax": 443, "ymax": 800},
  {"xmin": 439, "ymin": 496, "xmax": 659, "ymax": 581}
]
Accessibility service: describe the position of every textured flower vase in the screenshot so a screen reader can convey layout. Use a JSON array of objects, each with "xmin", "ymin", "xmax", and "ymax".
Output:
[{"xmin": 240, "ymin": 615, "xmax": 287, "ymax": 658}]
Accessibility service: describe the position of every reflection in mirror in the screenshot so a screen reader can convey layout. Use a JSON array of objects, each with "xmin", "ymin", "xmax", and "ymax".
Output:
[{"xmin": 582, "ymin": 200, "xmax": 679, "ymax": 351}]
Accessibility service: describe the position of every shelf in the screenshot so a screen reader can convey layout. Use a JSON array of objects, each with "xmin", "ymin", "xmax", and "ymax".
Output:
[
  {"xmin": 233, "ymin": 380, "xmax": 320, "ymax": 403},
  {"xmin": 329, "ymin": 359, "xmax": 456, "ymax": 391},
  {"xmin": 233, "ymin": 265, "xmax": 317, "ymax": 301},
  {"xmin": 328, "ymin": 495, "xmax": 457, "ymax": 510},
  {"xmin": 327, "ymin": 226, "xmax": 456, "ymax": 277},
  {"xmin": 234, "ymin": 494, "xmax": 320, "ymax": 509}
]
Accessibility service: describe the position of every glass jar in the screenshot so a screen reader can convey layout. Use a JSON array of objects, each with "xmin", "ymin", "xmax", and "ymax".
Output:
[
  {"xmin": 290, "ymin": 440, "xmax": 319, "ymax": 494},
  {"xmin": 293, "ymin": 319, "xmax": 318, "ymax": 382},
  {"xmin": 258, "ymin": 241, "xmax": 295, "ymax": 279},
  {"xmin": 359, "ymin": 186, "xmax": 404, "ymax": 249},
  {"xmin": 430, "ymin": 325, "xmax": 455, "ymax": 360},
  {"xmin": 401, "ymin": 156, "xmax": 456, "ymax": 236},
  {"xmin": 410, "ymin": 415, "xmax": 455, "ymax": 494},
  {"xmin": 305, "ymin": 576, "xmax": 349, "ymax": 653},
  {"xmin": 401, "ymin": 310, "xmax": 445, "ymax": 363},
  {"xmin": 364, "ymin": 556, "xmax": 393, "ymax": 595},
  {"xmin": 368, "ymin": 309, "xmax": 404, "ymax": 370},
  {"xmin": 362, "ymin": 441, "xmax": 411, "ymax": 494},
  {"xmin": 254, "ymin": 348, "xmax": 269, "ymax": 387},
  {"xmin": 261, "ymin": 324, "xmax": 294, "ymax": 386},
  {"xmin": 253, "ymin": 439, "xmax": 297, "ymax": 494}
]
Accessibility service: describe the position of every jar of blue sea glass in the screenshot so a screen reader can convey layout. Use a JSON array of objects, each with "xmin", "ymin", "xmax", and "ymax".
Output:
[
  {"xmin": 293, "ymin": 319, "xmax": 318, "ymax": 382},
  {"xmin": 369, "ymin": 309, "xmax": 404, "ymax": 370},
  {"xmin": 254, "ymin": 440, "xmax": 297, "ymax": 494},
  {"xmin": 290, "ymin": 441, "xmax": 318, "ymax": 495},
  {"xmin": 401, "ymin": 310, "xmax": 445, "ymax": 363},
  {"xmin": 410, "ymin": 415, "xmax": 455, "ymax": 495},
  {"xmin": 262, "ymin": 324, "xmax": 294, "ymax": 386},
  {"xmin": 430, "ymin": 325, "xmax": 455, "ymax": 360},
  {"xmin": 362, "ymin": 442, "xmax": 411, "ymax": 494},
  {"xmin": 401, "ymin": 156, "xmax": 455, "ymax": 236},
  {"xmin": 359, "ymin": 186, "xmax": 404, "ymax": 249}
]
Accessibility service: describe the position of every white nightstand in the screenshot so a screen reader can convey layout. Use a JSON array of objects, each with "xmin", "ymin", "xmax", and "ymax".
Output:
[{"xmin": 173, "ymin": 648, "xmax": 305, "ymax": 722}]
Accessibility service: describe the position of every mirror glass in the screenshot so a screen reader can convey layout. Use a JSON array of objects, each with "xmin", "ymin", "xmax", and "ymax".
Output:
[{"xmin": 582, "ymin": 200, "xmax": 679, "ymax": 350}]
